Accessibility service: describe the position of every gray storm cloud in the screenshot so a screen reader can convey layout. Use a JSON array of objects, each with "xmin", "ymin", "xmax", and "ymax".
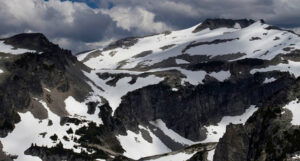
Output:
[{"xmin": 0, "ymin": 0, "xmax": 299, "ymax": 52}]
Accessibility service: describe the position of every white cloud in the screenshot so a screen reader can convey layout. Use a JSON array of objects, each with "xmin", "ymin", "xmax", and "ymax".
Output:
[
  {"xmin": 0, "ymin": 0, "xmax": 173, "ymax": 52},
  {"xmin": 102, "ymin": 7, "xmax": 171, "ymax": 33}
]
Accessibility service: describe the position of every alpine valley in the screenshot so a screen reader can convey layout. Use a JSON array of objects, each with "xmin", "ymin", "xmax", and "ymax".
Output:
[{"xmin": 0, "ymin": 18, "xmax": 300, "ymax": 161}]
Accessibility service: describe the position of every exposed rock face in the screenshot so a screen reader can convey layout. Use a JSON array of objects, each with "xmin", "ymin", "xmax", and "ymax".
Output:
[
  {"xmin": 214, "ymin": 77, "xmax": 300, "ymax": 161},
  {"xmin": 193, "ymin": 18, "xmax": 256, "ymax": 33},
  {"xmin": 113, "ymin": 58, "xmax": 295, "ymax": 141},
  {"xmin": 213, "ymin": 124, "xmax": 249, "ymax": 161}
]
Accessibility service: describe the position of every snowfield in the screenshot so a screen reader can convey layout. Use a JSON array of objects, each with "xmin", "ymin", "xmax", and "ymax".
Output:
[{"xmin": 80, "ymin": 21, "xmax": 300, "ymax": 71}]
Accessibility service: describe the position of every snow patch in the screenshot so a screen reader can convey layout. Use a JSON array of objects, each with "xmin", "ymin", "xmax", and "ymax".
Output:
[
  {"xmin": 147, "ymin": 151, "xmax": 197, "ymax": 161},
  {"xmin": 0, "ymin": 99, "xmax": 96, "ymax": 161},
  {"xmin": 283, "ymin": 99, "xmax": 300, "ymax": 125},
  {"xmin": 117, "ymin": 127, "xmax": 171, "ymax": 160},
  {"xmin": 84, "ymin": 70, "xmax": 164, "ymax": 113},
  {"xmin": 171, "ymin": 88, "xmax": 178, "ymax": 91},
  {"xmin": 201, "ymin": 105, "xmax": 258, "ymax": 143},
  {"xmin": 44, "ymin": 88, "xmax": 51, "ymax": 92},
  {"xmin": 207, "ymin": 149, "xmax": 215, "ymax": 161},
  {"xmin": 263, "ymin": 77, "xmax": 276, "ymax": 84},
  {"xmin": 292, "ymin": 154, "xmax": 300, "ymax": 159},
  {"xmin": 65, "ymin": 96, "xmax": 103, "ymax": 125},
  {"xmin": 175, "ymin": 59, "xmax": 190, "ymax": 64},
  {"xmin": 251, "ymin": 60, "xmax": 300, "ymax": 78},
  {"xmin": 208, "ymin": 71, "xmax": 231, "ymax": 82},
  {"xmin": 0, "ymin": 41, "xmax": 36, "ymax": 54},
  {"xmin": 234, "ymin": 23, "xmax": 242, "ymax": 29},
  {"xmin": 150, "ymin": 119, "xmax": 194, "ymax": 145},
  {"xmin": 179, "ymin": 69, "xmax": 207, "ymax": 85}
]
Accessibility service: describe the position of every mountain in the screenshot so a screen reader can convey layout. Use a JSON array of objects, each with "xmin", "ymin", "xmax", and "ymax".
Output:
[{"xmin": 0, "ymin": 18, "xmax": 300, "ymax": 161}]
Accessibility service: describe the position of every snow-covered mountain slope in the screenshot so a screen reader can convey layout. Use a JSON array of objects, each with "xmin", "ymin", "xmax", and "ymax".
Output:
[
  {"xmin": 1, "ymin": 18, "xmax": 300, "ymax": 161},
  {"xmin": 79, "ymin": 19, "xmax": 300, "ymax": 70},
  {"xmin": 78, "ymin": 18, "xmax": 300, "ymax": 115},
  {"xmin": 78, "ymin": 19, "xmax": 300, "ymax": 159}
]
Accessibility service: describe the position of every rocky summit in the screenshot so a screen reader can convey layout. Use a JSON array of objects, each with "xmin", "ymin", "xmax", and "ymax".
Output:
[{"xmin": 0, "ymin": 18, "xmax": 300, "ymax": 161}]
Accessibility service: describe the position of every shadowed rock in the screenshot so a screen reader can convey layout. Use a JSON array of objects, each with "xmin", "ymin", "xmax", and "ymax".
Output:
[{"xmin": 193, "ymin": 18, "xmax": 256, "ymax": 33}]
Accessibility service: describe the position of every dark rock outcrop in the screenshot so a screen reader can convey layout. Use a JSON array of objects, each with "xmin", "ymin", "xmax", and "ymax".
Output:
[
  {"xmin": 25, "ymin": 142, "xmax": 107, "ymax": 161},
  {"xmin": 193, "ymin": 18, "xmax": 256, "ymax": 33},
  {"xmin": 0, "ymin": 142, "xmax": 14, "ymax": 161},
  {"xmin": 0, "ymin": 34, "xmax": 91, "ymax": 137},
  {"xmin": 104, "ymin": 37, "xmax": 138, "ymax": 51},
  {"xmin": 3, "ymin": 33, "xmax": 60, "ymax": 53},
  {"xmin": 213, "ymin": 124, "xmax": 249, "ymax": 161}
]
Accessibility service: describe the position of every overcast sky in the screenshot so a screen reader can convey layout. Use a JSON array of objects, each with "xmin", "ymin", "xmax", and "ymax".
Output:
[{"xmin": 0, "ymin": 0, "xmax": 299, "ymax": 53}]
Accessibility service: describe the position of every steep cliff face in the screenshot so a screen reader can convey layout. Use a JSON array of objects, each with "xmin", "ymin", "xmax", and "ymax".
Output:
[
  {"xmin": 0, "ymin": 18, "xmax": 300, "ymax": 161},
  {"xmin": 214, "ymin": 77, "xmax": 300, "ymax": 161},
  {"xmin": 114, "ymin": 72, "xmax": 295, "ymax": 141}
]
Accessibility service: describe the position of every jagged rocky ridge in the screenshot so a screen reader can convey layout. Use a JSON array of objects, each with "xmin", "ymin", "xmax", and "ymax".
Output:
[{"xmin": 0, "ymin": 18, "xmax": 299, "ymax": 161}]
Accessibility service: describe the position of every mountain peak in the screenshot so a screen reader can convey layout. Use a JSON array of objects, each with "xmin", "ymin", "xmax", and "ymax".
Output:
[
  {"xmin": 3, "ymin": 33, "xmax": 60, "ymax": 53},
  {"xmin": 193, "ymin": 18, "xmax": 256, "ymax": 33}
]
